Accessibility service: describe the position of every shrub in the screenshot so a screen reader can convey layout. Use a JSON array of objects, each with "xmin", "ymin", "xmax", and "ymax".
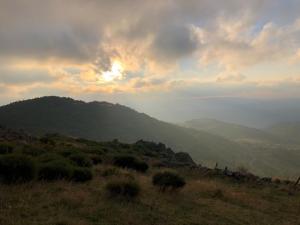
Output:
[
  {"xmin": 60, "ymin": 149, "xmax": 80, "ymax": 157},
  {"xmin": 113, "ymin": 156, "xmax": 148, "ymax": 173},
  {"xmin": 0, "ymin": 154, "xmax": 36, "ymax": 183},
  {"xmin": 38, "ymin": 153, "xmax": 65, "ymax": 163},
  {"xmin": 152, "ymin": 171, "xmax": 186, "ymax": 191},
  {"xmin": 21, "ymin": 146, "xmax": 46, "ymax": 156},
  {"xmin": 105, "ymin": 179, "xmax": 140, "ymax": 198},
  {"xmin": 101, "ymin": 167, "xmax": 120, "ymax": 177},
  {"xmin": 72, "ymin": 167, "xmax": 93, "ymax": 182},
  {"xmin": 212, "ymin": 188, "xmax": 224, "ymax": 198},
  {"xmin": 0, "ymin": 143, "xmax": 13, "ymax": 154},
  {"xmin": 90, "ymin": 154, "xmax": 102, "ymax": 165},
  {"xmin": 68, "ymin": 153, "xmax": 92, "ymax": 168},
  {"xmin": 38, "ymin": 160, "xmax": 73, "ymax": 181},
  {"xmin": 40, "ymin": 136, "xmax": 55, "ymax": 145}
]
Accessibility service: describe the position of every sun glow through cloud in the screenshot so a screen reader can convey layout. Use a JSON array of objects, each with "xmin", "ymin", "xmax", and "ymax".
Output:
[
  {"xmin": 102, "ymin": 61, "xmax": 124, "ymax": 82},
  {"xmin": 1, "ymin": 0, "xmax": 300, "ymax": 103}
]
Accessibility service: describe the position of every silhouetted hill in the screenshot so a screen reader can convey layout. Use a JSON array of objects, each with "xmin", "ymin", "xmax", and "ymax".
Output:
[
  {"xmin": 0, "ymin": 96, "xmax": 299, "ymax": 178},
  {"xmin": 0, "ymin": 97, "xmax": 251, "ymax": 167}
]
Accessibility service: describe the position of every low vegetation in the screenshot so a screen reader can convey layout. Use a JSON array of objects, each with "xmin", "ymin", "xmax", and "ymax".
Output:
[
  {"xmin": 152, "ymin": 171, "xmax": 186, "ymax": 191},
  {"xmin": 113, "ymin": 155, "xmax": 149, "ymax": 173},
  {"xmin": 0, "ymin": 129, "xmax": 299, "ymax": 225},
  {"xmin": 0, "ymin": 154, "xmax": 36, "ymax": 183},
  {"xmin": 0, "ymin": 143, "xmax": 13, "ymax": 154},
  {"xmin": 101, "ymin": 167, "xmax": 120, "ymax": 177},
  {"xmin": 68, "ymin": 153, "xmax": 93, "ymax": 167},
  {"xmin": 105, "ymin": 178, "xmax": 140, "ymax": 198},
  {"xmin": 72, "ymin": 167, "xmax": 93, "ymax": 182},
  {"xmin": 38, "ymin": 159, "xmax": 73, "ymax": 181}
]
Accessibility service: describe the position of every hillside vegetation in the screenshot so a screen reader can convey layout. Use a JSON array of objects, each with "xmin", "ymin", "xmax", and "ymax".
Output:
[{"xmin": 0, "ymin": 128, "xmax": 300, "ymax": 225}]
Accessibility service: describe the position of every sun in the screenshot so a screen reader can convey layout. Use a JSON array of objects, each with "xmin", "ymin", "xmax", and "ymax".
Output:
[{"xmin": 102, "ymin": 61, "xmax": 124, "ymax": 82}]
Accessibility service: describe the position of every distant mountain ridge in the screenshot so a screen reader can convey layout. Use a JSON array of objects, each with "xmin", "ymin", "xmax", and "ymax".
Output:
[{"xmin": 183, "ymin": 118, "xmax": 282, "ymax": 143}]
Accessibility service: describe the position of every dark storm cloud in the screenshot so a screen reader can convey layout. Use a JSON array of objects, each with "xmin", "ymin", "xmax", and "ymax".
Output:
[
  {"xmin": 151, "ymin": 25, "xmax": 198, "ymax": 62},
  {"xmin": 0, "ymin": 26, "xmax": 100, "ymax": 62}
]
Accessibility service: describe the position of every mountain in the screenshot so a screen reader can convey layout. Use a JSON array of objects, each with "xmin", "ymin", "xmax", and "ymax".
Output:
[
  {"xmin": 0, "ymin": 96, "xmax": 299, "ymax": 178},
  {"xmin": 183, "ymin": 118, "xmax": 280, "ymax": 143},
  {"xmin": 146, "ymin": 97, "xmax": 300, "ymax": 128},
  {"xmin": 0, "ymin": 96, "xmax": 248, "ymax": 168}
]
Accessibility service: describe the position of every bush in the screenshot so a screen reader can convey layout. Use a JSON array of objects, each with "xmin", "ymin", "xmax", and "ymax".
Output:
[
  {"xmin": 21, "ymin": 146, "xmax": 46, "ymax": 156},
  {"xmin": 105, "ymin": 179, "xmax": 140, "ymax": 198},
  {"xmin": 101, "ymin": 167, "xmax": 120, "ymax": 177},
  {"xmin": 38, "ymin": 153, "xmax": 65, "ymax": 163},
  {"xmin": 0, "ymin": 143, "xmax": 13, "ymax": 154},
  {"xmin": 60, "ymin": 149, "xmax": 80, "ymax": 157},
  {"xmin": 72, "ymin": 167, "xmax": 93, "ymax": 182},
  {"xmin": 90, "ymin": 154, "xmax": 102, "ymax": 165},
  {"xmin": 68, "ymin": 153, "xmax": 92, "ymax": 168},
  {"xmin": 38, "ymin": 160, "xmax": 73, "ymax": 181},
  {"xmin": 0, "ymin": 154, "xmax": 36, "ymax": 183},
  {"xmin": 39, "ymin": 137, "xmax": 55, "ymax": 145},
  {"xmin": 212, "ymin": 188, "xmax": 224, "ymax": 198},
  {"xmin": 152, "ymin": 171, "xmax": 186, "ymax": 191},
  {"xmin": 113, "ymin": 156, "xmax": 148, "ymax": 173}
]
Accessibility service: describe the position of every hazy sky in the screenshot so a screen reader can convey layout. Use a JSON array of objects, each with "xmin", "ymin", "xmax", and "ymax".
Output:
[{"xmin": 1, "ymin": 0, "xmax": 300, "ymax": 120}]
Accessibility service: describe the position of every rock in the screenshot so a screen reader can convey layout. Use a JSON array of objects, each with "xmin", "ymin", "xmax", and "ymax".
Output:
[
  {"xmin": 174, "ymin": 152, "xmax": 196, "ymax": 166},
  {"xmin": 260, "ymin": 177, "xmax": 272, "ymax": 183}
]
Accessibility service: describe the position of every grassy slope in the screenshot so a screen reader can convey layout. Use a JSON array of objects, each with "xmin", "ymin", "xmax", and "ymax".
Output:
[
  {"xmin": 1, "ymin": 169, "xmax": 300, "ymax": 225},
  {"xmin": 0, "ymin": 134, "xmax": 300, "ymax": 225},
  {"xmin": 1, "ymin": 132, "xmax": 299, "ymax": 225}
]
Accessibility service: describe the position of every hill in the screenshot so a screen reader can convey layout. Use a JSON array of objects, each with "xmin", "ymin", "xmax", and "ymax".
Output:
[
  {"xmin": 0, "ymin": 128, "xmax": 299, "ymax": 225},
  {"xmin": 183, "ymin": 118, "xmax": 300, "ymax": 178},
  {"xmin": 183, "ymin": 118, "xmax": 281, "ymax": 143},
  {"xmin": 0, "ymin": 96, "xmax": 250, "ymax": 168},
  {"xmin": 0, "ymin": 96, "xmax": 299, "ymax": 178}
]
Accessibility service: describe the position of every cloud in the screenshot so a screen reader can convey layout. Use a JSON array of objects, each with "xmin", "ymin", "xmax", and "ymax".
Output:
[
  {"xmin": 0, "ymin": 67, "xmax": 56, "ymax": 85},
  {"xmin": 0, "ymin": 0, "xmax": 300, "ymax": 101},
  {"xmin": 216, "ymin": 73, "xmax": 246, "ymax": 83},
  {"xmin": 150, "ymin": 25, "xmax": 198, "ymax": 63},
  {"xmin": 0, "ymin": 0, "xmax": 272, "ymax": 67},
  {"xmin": 193, "ymin": 16, "xmax": 300, "ymax": 73}
]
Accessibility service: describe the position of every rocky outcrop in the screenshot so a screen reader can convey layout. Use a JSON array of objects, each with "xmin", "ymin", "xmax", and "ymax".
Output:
[
  {"xmin": 134, "ymin": 140, "xmax": 196, "ymax": 167},
  {"xmin": 174, "ymin": 152, "xmax": 196, "ymax": 166}
]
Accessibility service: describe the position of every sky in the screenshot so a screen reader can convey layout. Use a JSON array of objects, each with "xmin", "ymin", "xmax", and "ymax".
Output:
[{"xmin": 1, "ymin": 0, "xmax": 300, "ymax": 123}]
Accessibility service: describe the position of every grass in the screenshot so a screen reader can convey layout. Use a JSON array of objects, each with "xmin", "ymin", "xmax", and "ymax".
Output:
[
  {"xmin": 0, "ymin": 133, "xmax": 299, "ymax": 225},
  {"xmin": 0, "ymin": 165, "xmax": 299, "ymax": 225}
]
